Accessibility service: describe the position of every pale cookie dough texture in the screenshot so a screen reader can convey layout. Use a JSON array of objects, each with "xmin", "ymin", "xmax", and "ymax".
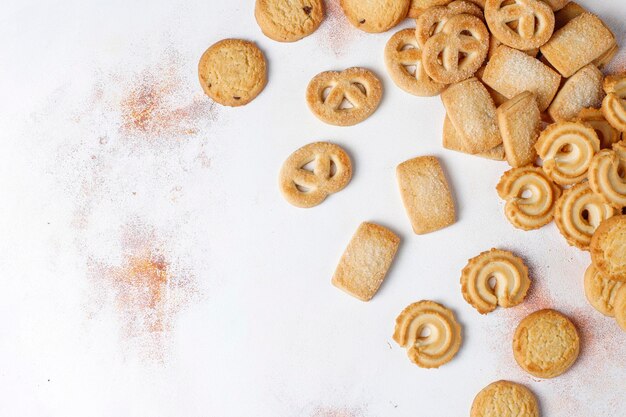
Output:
[
  {"xmin": 513, "ymin": 309, "xmax": 580, "ymax": 378},
  {"xmin": 340, "ymin": 0, "xmax": 410, "ymax": 33},
  {"xmin": 396, "ymin": 156, "xmax": 456, "ymax": 234},
  {"xmin": 255, "ymin": 0, "xmax": 324, "ymax": 42},
  {"xmin": 584, "ymin": 264, "xmax": 624, "ymax": 317},
  {"xmin": 548, "ymin": 64, "xmax": 605, "ymax": 122},
  {"xmin": 198, "ymin": 39, "xmax": 267, "ymax": 107},
  {"xmin": 470, "ymin": 380, "xmax": 539, "ymax": 417},
  {"xmin": 496, "ymin": 91, "xmax": 541, "ymax": 167},
  {"xmin": 332, "ymin": 222, "xmax": 400, "ymax": 301},
  {"xmin": 590, "ymin": 215, "xmax": 626, "ymax": 282}
]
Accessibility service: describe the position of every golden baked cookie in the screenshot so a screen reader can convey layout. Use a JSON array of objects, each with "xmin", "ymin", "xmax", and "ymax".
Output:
[
  {"xmin": 332, "ymin": 222, "xmax": 400, "ymax": 301},
  {"xmin": 306, "ymin": 67, "xmax": 382, "ymax": 126},
  {"xmin": 422, "ymin": 14, "xmax": 490, "ymax": 84},
  {"xmin": 496, "ymin": 166, "xmax": 561, "ymax": 230},
  {"xmin": 602, "ymin": 74, "xmax": 626, "ymax": 133},
  {"xmin": 535, "ymin": 121, "xmax": 600, "ymax": 185},
  {"xmin": 279, "ymin": 142, "xmax": 352, "ymax": 208},
  {"xmin": 415, "ymin": 0, "xmax": 483, "ymax": 47},
  {"xmin": 540, "ymin": 12, "xmax": 615, "ymax": 78},
  {"xmin": 340, "ymin": 0, "xmax": 410, "ymax": 33},
  {"xmin": 615, "ymin": 288, "xmax": 626, "ymax": 331},
  {"xmin": 443, "ymin": 116, "xmax": 505, "ymax": 160},
  {"xmin": 470, "ymin": 380, "xmax": 539, "ymax": 417},
  {"xmin": 577, "ymin": 108, "xmax": 621, "ymax": 149},
  {"xmin": 588, "ymin": 142, "xmax": 626, "ymax": 209},
  {"xmin": 590, "ymin": 215, "xmax": 626, "ymax": 282},
  {"xmin": 384, "ymin": 29, "xmax": 446, "ymax": 97},
  {"xmin": 396, "ymin": 156, "xmax": 456, "ymax": 234},
  {"xmin": 393, "ymin": 300, "xmax": 462, "ymax": 368},
  {"xmin": 513, "ymin": 309, "xmax": 580, "ymax": 378},
  {"xmin": 461, "ymin": 248, "xmax": 530, "ymax": 314},
  {"xmin": 198, "ymin": 39, "xmax": 267, "ymax": 107},
  {"xmin": 496, "ymin": 91, "xmax": 541, "ymax": 167},
  {"xmin": 482, "ymin": 45, "xmax": 561, "ymax": 112},
  {"xmin": 593, "ymin": 42, "xmax": 619, "ymax": 70},
  {"xmin": 485, "ymin": 0, "xmax": 554, "ymax": 50},
  {"xmin": 584, "ymin": 263, "xmax": 624, "ymax": 317},
  {"xmin": 554, "ymin": 181, "xmax": 616, "ymax": 250},
  {"xmin": 547, "ymin": 64, "xmax": 605, "ymax": 122},
  {"xmin": 554, "ymin": 1, "xmax": 585, "ymax": 30},
  {"xmin": 254, "ymin": 0, "xmax": 324, "ymax": 42},
  {"xmin": 408, "ymin": 0, "xmax": 454, "ymax": 18},
  {"xmin": 441, "ymin": 78, "xmax": 502, "ymax": 154},
  {"xmin": 543, "ymin": 0, "xmax": 568, "ymax": 11}
]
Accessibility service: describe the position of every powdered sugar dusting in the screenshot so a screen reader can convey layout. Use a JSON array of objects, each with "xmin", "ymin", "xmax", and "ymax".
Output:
[{"xmin": 317, "ymin": 0, "xmax": 365, "ymax": 56}]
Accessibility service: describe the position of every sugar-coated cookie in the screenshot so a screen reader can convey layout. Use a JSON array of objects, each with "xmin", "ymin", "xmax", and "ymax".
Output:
[
  {"xmin": 340, "ymin": 0, "xmax": 410, "ymax": 33},
  {"xmin": 588, "ymin": 141, "xmax": 626, "ymax": 208},
  {"xmin": 513, "ymin": 309, "xmax": 580, "ymax": 378},
  {"xmin": 443, "ymin": 116, "xmax": 505, "ymax": 160},
  {"xmin": 590, "ymin": 215, "xmax": 626, "ymax": 282},
  {"xmin": 485, "ymin": 0, "xmax": 554, "ymax": 50},
  {"xmin": 198, "ymin": 39, "xmax": 267, "ymax": 106},
  {"xmin": 497, "ymin": 91, "xmax": 541, "ymax": 167},
  {"xmin": 577, "ymin": 108, "xmax": 621, "ymax": 149},
  {"xmin": 255, "ymin": 0, "xmax": 324, "ymax": 42},
  {"xmin": 393, "ymin": 300, "xmax": 462, "ymax": 368},
  {"xmin": 554, "ymin": 1, "xmax": 585, "ymax": 30},
  {"xmin": 408, "ymin": 0, "xmax": 454, "ymax": 18},
  {"xmin": 547, "ymin": 64, "xmax": 605, "ymax": 122},
  {"xmin": 415, "ymin": 0, "xmax": 483, "ymax": 47},
  {"xmin": 584, "ymin": 264, "xmax": 624, "ymax": 317},
  {"xmin": 470, "ymin": 380, "xmax": 539, "ymax": 417}
]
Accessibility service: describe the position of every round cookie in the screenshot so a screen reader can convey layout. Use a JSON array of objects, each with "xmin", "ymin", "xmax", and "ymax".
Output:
[
  {"xmin": 590, "ymin": 215, "xmax": 626, "ymax": 282},
  {"xmin": 340, "ymin": 0, "xmax": 410, "ymax": 33},
  {"xmin": 513, "ymin": 309, "xmax": 580, "ymax": 379},
  {"xmin": 470, "ymin": 380, "xmax": 539, "ymax": 417},
  {"xmin": 584, "ymin": 264, "xmax": 624, "ymax": 317},
  {"xmin": 615, "ymin": 287, "xmax": 626, "ymax": 331},
  {"xmin": 198, "ymin": 39, "xmax": 267, "ymax": 107},
  {"xmin": 255, "ymin": 0, "xmax": 324, "ymax": 42}
]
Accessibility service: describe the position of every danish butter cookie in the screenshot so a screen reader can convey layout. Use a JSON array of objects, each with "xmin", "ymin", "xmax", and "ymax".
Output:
[
  {"xmin": 535, "ymin": 121, "xmax": 600, "ymax": 185},
  {"xmin": 415, "ymin": 0, "xmax": 483, "ymax": 47},
  {"xmin": 543, "ymin": 0, "xmax": 568, "ymax": 11},
  {"xmin": 590, "ymin": 215, "xmax": 626, "ymax": 282},
  {"xmin": 408, "ymin": 0, "xmax": 454, "ymax": 18},
  {"xmin": 461, "ymin": 248, "xmax": 530, "ymax": 314},
  {"xmin": 554, "ymin": 1, "xmax": 585, "ymax": 30},
  {"xmin": 513, "ymin": 309, "xmax": 580, "ymax": 378},
  {"xmin": 443, "ymin": 116, "xmax": 505, "ymax": 160},
  {"xmin": 279, "ymin": 142, "xmax": 352, "ymax": 208},
  {"xmin": 547, "ymin": 64, "xmax": 605, "ymax": 122},
  {"xmin": 470, "ymin": 380, "xmax": 539, "ymax": 417},
  {"xmin": 584, "ymin": 264, "xmax": 624, "ymax": 317},
  {"xmin": 306, "ymin": 67, "xmax": 382, "ymax": 126},
  {"xmin": 385, "ymin": 29, "xmax": 446, "ymax": 97},
  {"xmin": 485, "ymin": 0, "xmax": 554, "ymax": 50},
  {"xmin": 615, "ymin": 288, "xmax": 626, "ymax": 331},
  {"xmin": 496, "ymin": 166, "xmax": 561, "ymax": 230},
  {"xmin": 396, "ymin": 156, "xmax": 456, "ymax": 234},
  {"xmin": 332, "ymin": 222, "xmax": 400, "ymax": 301},
  {"xmin": 393, "ymin": 300, "xmax": 462, "ymax": 368},
  {"xmin": 554, "ymin": 182, "xmax": 616, "ymax": 250},
  {"xmin": 255, "ymin": 0, "xmax": 324, "ymax": 42},
  {"xmin": 198, "ymin": 39, "xmax": 267, "ymax": 106},
  {"xmin": 497, "ymin": 91, "xmax": 541, "ymax": 167},
  {"xmin": 340, "ymin": 0, "xmax": 410, "ymax": 33},
  {"xmin": 577, "ymin": 108, "xmax": 621, "ymax": 149},
  {"xmin": 602, "ymin": 74, "xmax": 626, "ymax": 133},
  {"xmin": 588, "ymin": 142, "xmax": 626, "ymax": 208}
]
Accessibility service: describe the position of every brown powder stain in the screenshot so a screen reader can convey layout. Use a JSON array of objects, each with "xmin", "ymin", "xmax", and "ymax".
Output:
[{"xmin": 318, "ymin": 0, "xmax": 365, "ymax": 56}]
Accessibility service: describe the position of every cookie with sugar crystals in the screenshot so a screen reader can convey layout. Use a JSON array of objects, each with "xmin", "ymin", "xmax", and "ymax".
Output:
[
  {"xmin": 340, "ymin": 0, "xmax": 410, "ymax": 33},
  {"xmin": 590, "ymin": 215, "xmax": 626, "ymax": 282},
  {"xmin": 443, "ymin": 116, "xmax": 505, "ymax": 160},
  {"xmin": 485, "ymin": 0, "xmax": 554, "ymax": 50},
  {"xmin": 470, "ymin": 380, "xmax": 539, "ymax": 417},
  {"xmin": 548, "ymin": 64, "xmax": 605, "ymax": 122},
  {"xmin": 415, "ymin": 0, "xmax": 483, "ymax": 47},
  {"xmin": 496, "ymin": 91, "xmax": 541, "ymax": 167},
  {"xmin": 255, "ymin": 0, "xmax": 324, "ymax": 42}
]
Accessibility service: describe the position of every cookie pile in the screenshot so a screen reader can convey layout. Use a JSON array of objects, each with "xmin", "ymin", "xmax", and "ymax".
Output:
[{"xmin": 196, "ymin": 0, "xmax": 626, "ymax": 414}]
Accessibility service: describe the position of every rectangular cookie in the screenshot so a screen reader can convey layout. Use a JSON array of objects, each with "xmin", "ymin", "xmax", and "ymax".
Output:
[
  {"xmin": 443, "ymin": 115, "xmax": 505, "ymax": 160},
  {"xmin": 441, "ymin": 78, "xmax": 502, "ymax": 154},
  {"xmin": 332, "ymin": 222, "xmax": 400, "ymax": 301},
  {"xmin": 396, "ymin": 156, "xmax": 456, "ymax": 234},
  {"xmin": 496, "ymin": 91, "xmax": 541, "ymax": 167},
  {"xmin": 547, "ymin": 64, "xmax": 605, "ymax": 122},
  {"xmin": 554, "ymin": 1, "xmax": 585, "ymax": 30},
  {"xmin": 482, "ymin": 45, "xmax": 561, "ymax": 111},
  {"xmin": 540, "ymin": 12, "xmax": 615, "ymax": 78}
]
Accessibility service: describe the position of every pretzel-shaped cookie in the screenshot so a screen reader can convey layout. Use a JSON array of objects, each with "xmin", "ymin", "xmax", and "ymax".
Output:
[
  {"xmin": 393, "ymin": 300, "xmax": 462, "ymax": 368},
  {"xmin": 589, "ymin": 142, "xmax": 626, "ymax": 208},
  {"xmin": 384, "ymin": 29, "xmax": 446, "ymax": 97},
  {"xmin": 306, "ymin": 67, "xmax": 382, "ymax": 126},
  {"xmin": 279, "ymin": 142, "xmax": 352, "ymax": 208},
  {"xmin": 602, "ymin": 75, "xmax": 626, "ymax": 133},
  {"xmin": 461, "ymin": 248, "xmax": 530, "ymax": 314},
  {"xmin": 497, "ymin": 166, "xmax": 561, "ymax": 230},
  {"xmin": 535, "ymin": 121, "xmax": 600, "ymax": 185},
  {"xmin": 485, "ymin": 0, "xmax": 554, "ymax": 50},
  {"xmin": 422, "ymin": 14, "xmax": 490, "ymax": 84},
  {"xmin": 415, "ymin": 0, "xmax": 483, "ymax": 47},
  {"xmin": 554, "ymin": 181, "xmax": 616, "ymax": 250}
]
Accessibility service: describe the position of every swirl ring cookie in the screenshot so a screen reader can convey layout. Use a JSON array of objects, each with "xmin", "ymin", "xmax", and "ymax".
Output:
[
  {"xmin": 415, "ymin": 0, "xmax": 483, "ymax": 47},
  {"xmin": 554, "ymin": 182, "xmax": 616, "ymax": 250},
  {"xmin": 615, "ymin": 288, "xmax": 626, "ymax": 331},
  {"xmin": 461, "ymin": 249, "xmax": 530, "ymax": 314},
  {"xmin": 384, "ymin": 29, "xmax": 446, "ymax": 97},
  {"xmin": 584, "ymin": 264, "xmax": 624, "ymax": 317},
  {"xmin": 496, "ymin": 166, "xmax": 562, "ymax": 230},
  {"xmin": 470, "ymin": 380, "xmax": 539, "ymax": 417},
  {"xmin": 535, "ymin": 121, "xmax": 600, "ymax": 185},
  {"xmin": 576, "ymin": 108, "xmax": 621, "ymax": 149},
  {"xmin": 590, "ymin": 215, "xmax": 626, "ymax": 282},
  {"xmin": 392, "ymin": 300, "xmax": 462, "ymax": 368},
  {"xmin": 255, "ymin": 0, "xmax": 324, "ymax": 42},
  {"xmin": 422, "ymin": 14, "xmax": 490, "ymax": 84},
  {"xmin": 198, "ymin": 39, "xmax": 267, "ymax": 107},
  {"xmin": 513, "ymin": 309, "xmax": 580, "ymax": 378},
  {"xmin": 589, "ymin": 142, "xmax": 626, "ymax": 208},
  {"xmin": 602, "ymin": 75, "xmax": 626, "ymax": 133},
  {"xmin": 306, "ymin": 67, "xmax": 383, "ymax": 126},
  {"xmin": 340, "ymin": 0, "xmax": 410, "ymax": 33},
  {"xmin": 485, "ymin": 0, "xmax": 555, "ymax": 50}
]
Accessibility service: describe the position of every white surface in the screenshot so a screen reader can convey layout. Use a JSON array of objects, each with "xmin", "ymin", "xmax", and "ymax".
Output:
[{"xmin": 1, "ymin": 1, "xmax": 625, "ymax": 416}]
